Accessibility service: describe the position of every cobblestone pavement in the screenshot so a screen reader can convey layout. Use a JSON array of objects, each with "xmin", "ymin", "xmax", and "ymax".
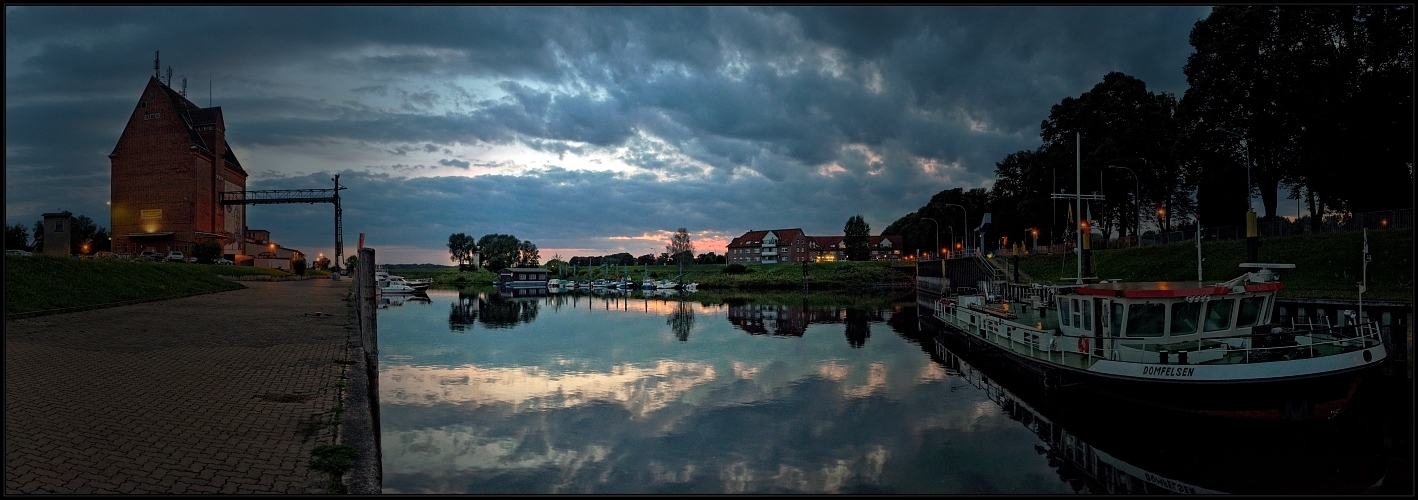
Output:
[{"xmin": 5, "ymin": 278, "xmax": 354, "ymax": 494}]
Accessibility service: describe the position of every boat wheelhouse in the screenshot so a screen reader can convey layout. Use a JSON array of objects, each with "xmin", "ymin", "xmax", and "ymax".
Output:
[{"xmin": 931, "ymin": 263, "xmax": 1388, "ymax": 421}]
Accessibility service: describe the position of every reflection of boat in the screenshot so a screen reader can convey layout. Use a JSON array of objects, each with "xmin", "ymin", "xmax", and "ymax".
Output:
[
  {"xmin": 930, "ymin": 261, "xmax": 1387, "ymax": 421},
  {"xmin": 927, "ymin": 325, "xmax": 1389, "ymax": 494}
]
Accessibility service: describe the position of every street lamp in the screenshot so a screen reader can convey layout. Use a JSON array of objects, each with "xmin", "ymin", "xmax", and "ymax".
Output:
[
  {"xmin": 1030, "ymin": 228, "xmax": 1039, "ymax": 253},
  {"xmin": 1109, "ymin": 165, "xmax": 1140, "ymax": 245},
  {"xmin": 944, "ymin": 204, "xmax": 968, "ymax": 253},
  {"xmin": 920, "ymin": 217, "xmax": 940, "ymax": 261}
]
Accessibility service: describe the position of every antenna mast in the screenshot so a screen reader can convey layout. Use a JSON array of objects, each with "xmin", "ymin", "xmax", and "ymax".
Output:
[
  {"xmin": 166, "ymin": 66, "xmax": 172, "ymax": 86},
  {"xmin": 154, "ymin": 51, "xmax": 160, "ymax": 79},
  {"xmin": 181, "ymin": 76, "xmax": 188, "ymax": 96}
]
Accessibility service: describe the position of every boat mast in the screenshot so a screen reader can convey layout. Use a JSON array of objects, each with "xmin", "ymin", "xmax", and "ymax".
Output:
[
  {"xmin": 1359, "ymin": 228, "xmax": 1369, "ymax": 324},
  {"xmin": 1076, "ymin": 133, "xmax": 1082, "ymax": 285},
  {"xmin": 1196, "ymin": 221, "xmax": 1203, "ymax": 283}
]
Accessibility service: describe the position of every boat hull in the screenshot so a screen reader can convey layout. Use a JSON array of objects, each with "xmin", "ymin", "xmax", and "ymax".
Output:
[{"xmin": 925, "ymin": 314, "xmax": 1380, "ymax": 421}]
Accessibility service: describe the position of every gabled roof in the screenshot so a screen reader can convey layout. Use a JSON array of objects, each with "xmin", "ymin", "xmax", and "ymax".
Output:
[
  {"xmin": 141, "ymin": 77, "xmax": 248, "ymax": 177},
  {"xmin": 728, "ymin": 228, "xmax": 805, "ymax": 247},
  {"xmin": 812, "ymin": 236, "xmax": 844, "ymax": 249}
]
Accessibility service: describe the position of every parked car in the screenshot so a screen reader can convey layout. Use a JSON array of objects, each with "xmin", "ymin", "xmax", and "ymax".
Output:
[
  {"xmin": 186, "ymin": 257, "xmax": 199, "ymax": 264},
  {"xmin": 214, "ymin": 258, "xmax": 234, "ymax": 265},
  {"xmin": 166, "ymin": 251, "xmax": 186, "ymax": 262},
  {"xmin": 94, "ymin": 251, "xmax": 117, "ymax": 259},
  {"xmin": 139, "ymin": 251, "xmax": 164, "ymax": 261},
  {"xmin": 6, "ymin": 249, "xmax": 31, "ymax": 256}
]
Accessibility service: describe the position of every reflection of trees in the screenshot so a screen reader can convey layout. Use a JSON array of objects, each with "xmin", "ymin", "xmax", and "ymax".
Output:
[
  {"xmin": 480, "ymin": 293, "xmax": 540, "ymax": 328},
  {"xmin": 667, "ymin": 300, "xmax": 695, "ymax": 342},
  {"xmin": 844, "ymin": 309, "xmax": 871, "ymax": 348},
  {"xmin": 448, "ymin": 290, "xmax": 480, "ymax": 332}
]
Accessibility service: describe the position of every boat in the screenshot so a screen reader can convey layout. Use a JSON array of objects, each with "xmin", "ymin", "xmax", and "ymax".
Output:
[
  {"xmin": 375, "ymin": 268, "xmax": 431, "ymax": 292},
  {"xmin": 380, "ymin": 282, "xmax": 418, "ymax": 295},
  {"xmin": 929, "ymin": 261, "xmax": 1388, "ymax": 421}
]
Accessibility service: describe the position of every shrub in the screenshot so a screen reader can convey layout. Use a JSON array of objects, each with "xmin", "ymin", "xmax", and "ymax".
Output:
[
  {"xmin": 722, "ymin": 263, "xmax": 748, "ymax": 274},
  {"xmin": 292, "ymin": 258, "xmax": 307, "ymax": 276},
  {"xmin": 192, "ymin": 240, "xmax": 223, "ymax": 264}
]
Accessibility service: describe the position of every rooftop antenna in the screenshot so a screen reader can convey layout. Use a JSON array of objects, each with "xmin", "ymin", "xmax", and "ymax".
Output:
[
  {"xmin": 154, "ymin": 51, "xmax": 160, "ymax": 79},
  {"xmin": 181, "ymin": 76, "xmax": 187, "ymax": 97},
  {"xmin": 166, "ymin": 66, "xmax": 172, "ymax": 87}
]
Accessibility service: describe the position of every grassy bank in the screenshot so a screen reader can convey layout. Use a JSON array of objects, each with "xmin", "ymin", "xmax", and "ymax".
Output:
[
  {"xmin": 1015, "ymin": 228, "xmax": 1412, "ymax": 301},
  {"xmin": 389, "ymin": 261, "xmax": 916, "ymax": 291},
  {"xmin": 4, "ymin": 255, "xmax": 300, "ymax": 315}
]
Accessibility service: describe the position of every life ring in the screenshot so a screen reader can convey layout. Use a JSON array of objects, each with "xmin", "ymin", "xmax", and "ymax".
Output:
[{"xmin": 1076, "ymin": 336, "xmax": 1090, "ymax": 353}]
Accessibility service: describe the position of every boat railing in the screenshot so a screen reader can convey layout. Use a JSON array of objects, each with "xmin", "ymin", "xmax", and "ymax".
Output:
[{"xmin": 934, "ymin": 299, "xmax": 1384, "ymax": 368}]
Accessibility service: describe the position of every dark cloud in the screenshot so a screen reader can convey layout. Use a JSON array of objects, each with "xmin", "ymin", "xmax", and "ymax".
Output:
[{"xmin": 6, "ymin": 6, "xmax": 1213, "ymax": 259}]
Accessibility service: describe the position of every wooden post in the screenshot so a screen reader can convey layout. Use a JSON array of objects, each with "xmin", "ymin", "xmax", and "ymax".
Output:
[{"xmin": 356, "ymin": 247, "xmax": 380, "ymax": 473}]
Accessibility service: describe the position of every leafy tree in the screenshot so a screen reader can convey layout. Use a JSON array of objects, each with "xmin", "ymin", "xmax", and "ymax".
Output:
[
  {"xmin": 70, "ymin": 215, "xmax": 98, "ymax": 255},
  {"xmin": 636, "ymin": 254, "xmax": 655, "ymax": 266},
  {"xmin": 314, "ymin": 255, "xmax": 331, "ymax": 270},
  {"xmin": 192, "ymin": 240, "xmax": 223, "ymax": 264},
  {"xmin": 666, "ymin": 228, "xmax": 694, "ymax": 264},
  {"xmin": 292, "ymin": 258, "xmax": 307, "ymax": 276},
  {"xmin": 478, "ymin": 234, "xmax": 521, "ymax": 270},
  {"xmin": 666, "ymin": 227, "xmax": 695, "ymax": 276},
  {"xmin": 91, "ymin": 227, "xmax": 110, "ymax": 252},
  {"xmin": 606, "ymin": 252, "xmax": 635, "ymax": 266},
  {"xmin": 695, "ymin": 252, "xmax": 725, "ymax": 264},
  {"xmin": 31, "ymin": 220, "xmax": 43, "ymax": 253},
  {"xmin": 447, "ymin": 233, "xmax": 477, "ymax": 270},
  {"xmin": 345, "ymin": 255, "xmax": 358, "ymax": 270},
  {"xmin": 516, "ymin": 240, "xmax": 540, "ymax": 267},
  {"xmin": 5, "ymin": 223, "xmax": 29, "ymax": 250},
  {"xmin": 843, "ymin": 215, "xmax": 871, "ymax": 261}
]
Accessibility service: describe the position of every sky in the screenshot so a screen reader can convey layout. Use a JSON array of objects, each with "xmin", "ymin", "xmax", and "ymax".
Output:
[{"xmin": 5, "ymin": 5, "xmax": 1217, "ymax": 265}]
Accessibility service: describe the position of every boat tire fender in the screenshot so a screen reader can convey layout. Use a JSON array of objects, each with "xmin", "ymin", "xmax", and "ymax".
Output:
[{"xmin": 1077, "ymin": 336, "xmax": 1089, "ymax": 353}]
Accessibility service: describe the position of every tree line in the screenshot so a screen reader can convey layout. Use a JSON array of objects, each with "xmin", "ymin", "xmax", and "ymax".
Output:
[
  {"xmin": 447, "ymin": 232, "xmax": 540, "ymax": 271},
  {"xmin": 886, "ymin": 5, "xmax": 1412, "ymax": 255},
  {"xmin": 5, "ymin": 215, "xmax": 110, "ymax": 255}
]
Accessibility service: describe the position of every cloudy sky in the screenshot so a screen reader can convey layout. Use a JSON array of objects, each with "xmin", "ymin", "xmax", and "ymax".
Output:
[{"xmin": 5, "ymin": 6, "xmax": 1214, "ymax": 264}]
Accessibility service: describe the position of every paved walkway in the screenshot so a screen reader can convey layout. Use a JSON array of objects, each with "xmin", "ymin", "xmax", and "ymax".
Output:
[{"xmin": 5, "ymin": 278, "xmax": 354, "ymax": 494}]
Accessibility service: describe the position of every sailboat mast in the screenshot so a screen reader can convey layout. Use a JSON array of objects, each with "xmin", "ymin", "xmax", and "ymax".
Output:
[{"xmin": 1076, "ymin": 132, "xmax": 1083, "ymax": 285}]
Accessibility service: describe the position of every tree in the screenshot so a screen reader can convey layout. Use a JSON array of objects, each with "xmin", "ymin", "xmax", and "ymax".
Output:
[
  {"xmin": 292, "ymin": 258, "xmax": 307, "ymax": 276},
  {"xmin": 70, "ymin": 215, "xmax": 98, "ymax": 255},
  {"xmin": 478, "ymin": 234, "xmax": 521, "ymax": 270},
  {"xmin": 91, "ymin": 227, "xmax": 110, "ymax": 252},
  {"xmin": 314, "ymin": 255, "xmax": 331, "ymax": 270},
  {"xmin": 636, "ymin": 254, "xmax": 655, "ymax": 266},
  {"xmin": 843, "ymin": 215, "xmax": 871, "ymax": 261},
  {"xmin": 447, "ymin": 233, "xmax": 477, "ymax": 270},
  {"xmin": 695, "ymin": 252, "xmax": 725, "ymax": 264},
  {"xmin": 192, "ymin": 240, "xmax": 223, "ymax": 264},
  {"xmin": 31, "ymin": 220, "xmax": 43, "ymax": 253},
  {"xmin": 5, "ymin": 223, "xmax": 29, "ymax": 250},
  {"xmin": 345, "ymin": 255, "xmax": 358, "ymax": 270},
  {"xmin": 666, "ymin": 228, "xmax": 695, "ymax": 277},
  {"xmin": 516, "ymin": 240, "xmax": 540, "ymax": 267}
]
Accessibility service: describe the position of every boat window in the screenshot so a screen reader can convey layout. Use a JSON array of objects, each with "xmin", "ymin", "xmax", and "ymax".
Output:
[
  {"xmin": 1110, "ymin": 303, "xmax": 1124, "ymax": 337},
  {"xmin": 1236, "ymin": 296, "xmax": 1267, "ymax": 328},
  {"xmin": 1082, "ymin": 300, "xmax": 1092, "ymax": 331},
  {"xmin": 1169, "ymin": 302, "xmax": 1202, "ymax": 336},
  {"xmin": 1204, "ymin": 299, "xmax": 1235, "ymax": 332},
  {"xmin": 1071, "ymin": 299, "xmax": 1081, "ymax": 329},
  {"xmin": 1059, "ymin": 298, "xmax": 1070, "ymax": 327},
  {"xmin": 1125, "ymin": 303, "xmax": 1165, "ymax": 337}
]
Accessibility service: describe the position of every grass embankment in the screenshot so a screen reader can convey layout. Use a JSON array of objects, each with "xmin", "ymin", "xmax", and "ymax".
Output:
[
  {"xmin": 4, "ymin": 255, "xmax": 300, "ymax": 315},
  {"xmin": 1015, "ymin": 228, "xmax": 1412, "ymax": 302},
  {"xmin": 388, "ymin": 261, "xmax": 916, "ymax": 291}
]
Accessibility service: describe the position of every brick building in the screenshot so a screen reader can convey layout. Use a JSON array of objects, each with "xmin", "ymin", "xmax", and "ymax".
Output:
[
  {"xmin": 725, "ymin": 228, "xmax": 902, "ymax": 264},
  {"xmin": 108, "ymin": 76, "xmax": 248, "ymax": 261}
]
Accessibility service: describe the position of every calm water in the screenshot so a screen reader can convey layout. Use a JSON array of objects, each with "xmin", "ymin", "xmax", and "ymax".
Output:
[{"xmin": 376, "ymin": 288, "xmax": 1410, "ymax": 494}]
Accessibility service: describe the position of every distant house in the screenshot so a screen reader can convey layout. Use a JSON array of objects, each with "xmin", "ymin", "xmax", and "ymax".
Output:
[
  {"xmin": 497, "ymin": 268, "xmax": 549, "ymax": 288},
  {"xmin": 727, "ymin": 229, "xmax": 902, "ymax": 264}
]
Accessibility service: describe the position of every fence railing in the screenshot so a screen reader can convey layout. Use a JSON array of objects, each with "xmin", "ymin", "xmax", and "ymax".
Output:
[{"xmin": 1141, "ymin": 208, "xmax": 1411, "ymax": 247}]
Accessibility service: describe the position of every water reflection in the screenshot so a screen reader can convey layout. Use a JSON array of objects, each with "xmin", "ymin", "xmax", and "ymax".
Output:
[
  {"xmin": 448, "ymin": 288, "xmax": 541, "ymax": 331},
  {"xmin": 378, "ymin": 289, "xmax": 1402, "ymax": 494}
]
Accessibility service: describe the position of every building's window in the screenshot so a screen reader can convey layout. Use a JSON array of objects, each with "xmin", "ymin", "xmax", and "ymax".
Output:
[{"xmin": 55, "ymin": 220, "xmax": 63, "ymax": 231}]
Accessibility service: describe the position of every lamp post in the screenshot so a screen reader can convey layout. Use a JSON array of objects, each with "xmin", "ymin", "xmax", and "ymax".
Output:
[
  {"xmin": 921, "ymin": 217, "xmax": 940, "ymax": 260},
  {"xmin": 1030, "ymin": 228, "xmax": 1039, "ymax": 254},
  {"xmin": 944, "ymin": 204, "xmax": 968, "ymax": 253},
  {"xmin": 1109, "ymin": 165, "xmax": 1140, "ymax": 244},
  {"xmin": 946, "ymin": 226, "xmax": 954, "ymax": 258}
]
